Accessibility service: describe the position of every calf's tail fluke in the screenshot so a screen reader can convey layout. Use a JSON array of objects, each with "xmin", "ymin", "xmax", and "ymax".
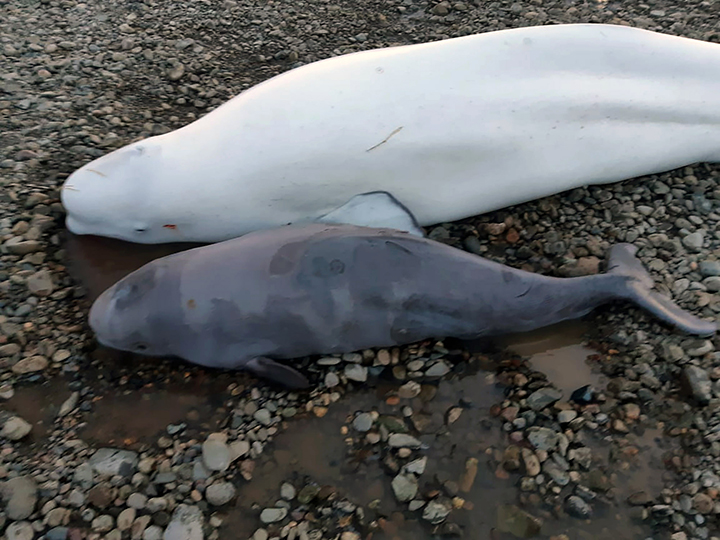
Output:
[{"xmin": 607, "ymin": 243, "xmax": 717, "ymax": 337}]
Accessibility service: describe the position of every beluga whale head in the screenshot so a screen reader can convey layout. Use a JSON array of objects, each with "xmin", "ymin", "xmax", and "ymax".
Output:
[
  {"xmin": 88, "ymin": 261, "xmax": 172, "ymax": 357},
  {"xmin": 61, "ymin": 137, "xmax": 177, "ymax": 244}
]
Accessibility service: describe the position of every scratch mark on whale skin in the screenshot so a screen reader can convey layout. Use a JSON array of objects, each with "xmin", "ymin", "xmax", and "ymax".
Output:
[
  {"xmin": 366, "ymin": 126, "xmax": 404, "ymax": 152},
  {"xmin": 86, "ymin": 169, "xmax": 107, "ymax": 177}
]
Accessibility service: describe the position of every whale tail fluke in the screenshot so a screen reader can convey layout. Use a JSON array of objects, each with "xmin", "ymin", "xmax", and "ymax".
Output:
[{"xmin": 607, "ymin": 243, "xmax": 717, "ymax": 337}]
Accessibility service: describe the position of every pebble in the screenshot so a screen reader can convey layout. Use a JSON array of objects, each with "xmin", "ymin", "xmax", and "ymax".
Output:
[
  {"xmin": 391, "ymin": 474, "xmax": 418, "ymax": 502},
  {"xmin": 260, "ymin": 507, "xmax": 287, "ymax": 523},
  {"xmin": 353, "ymin": 412, "xmax": 374, "ymax": 432},
  {"xmin": 527, "ymin": 387, "xmax": 562, "ymax": 410},
  {"xmin": 683, "ymin": 230, "xmax": 705, "ymax": 251},
  {"xmin": 164, "ymin": 505, "xmax": 204, "ymax": 540},
  {"xmin": 557, "ymin": 410, "xmax": 577, "ymax": 424},
  {"xmin": 6, "ymin": 522, "xmax": 34, "ymax": 540},
  {"xmin": 422, "ymin": 500, "xmax": 452, "ymax": 524},
  {"xmin": 388, "ymin": 433, "xmax": 422, "ymax": 448},
  {"xmin": 526, "ymin": 427, "xmax": 559, "ymax": 451},
  {"xmin": 253, "ymin": 408, "xmax": 272, "ymax": 426},
  {"xmin": 565, "ymin": 495, "xmax": 593, "ymax": 518},
  {"xmin": 202, "ymin": 437, "xmax": 231, "ymax": 472},
  {"xmin": 405, "ymin": 457, "xmax": 428, "ymax": 475},
  {"xmin": 206, "ymin": 482, "xmax": 237, "ymax": 506},
  {"xmin": 344, "ymin": 364, "xmax": 368, "ymax": 382},
  {"xmin": 12, "ymin": 355, "xmax": 48, "ymax": 374},
  {"xmin": 117, "ymin": 508, "xmax": 136, "ymax": 530},
  {"xmin": 89, "ymin": 448, "xmax": 138, "ymax": 477},
  {"xmin": 522, "ymin": 448, "xmax": 541, "ymax": 476},
  {"xmin": 127, "ymin": 493, "xmax": 148, "ymax": 509},
  {"xmin": 2, "ymin": 476, "xmax": 37, "ymax": 520},
  {"xmin": 699, "ymin": 261, "xmax": 720, "ymax": 276},
  {"xmin": 280, "ymin": 482, "xmax": 296, "ymax": 500},
  {"xmin": 682, "ymin": 365, "xmax": 713, "ymax": 404},
  {"xmin": 26, "ymin": 269, "xmax": 54, "ymax": 296},
  {"xmin": 1, "ymin": 416, "xmax": 32, "ymax": 440},
  {"xmin": 425, "ymin": 361, "xmax": 451, "ymax": 377}
]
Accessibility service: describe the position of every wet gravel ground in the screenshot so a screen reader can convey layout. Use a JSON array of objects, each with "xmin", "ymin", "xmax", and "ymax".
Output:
[{"xmin": 3, "ymin": 0, "xmax": 720, "ymax": 539}]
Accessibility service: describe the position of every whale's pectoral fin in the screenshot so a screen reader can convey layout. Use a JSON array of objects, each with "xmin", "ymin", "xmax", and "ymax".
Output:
[
  {"xmin": 245, "ymin": 356, "xmax": 310, "ymax": 389},
  {"xmin": 315, "ymin": 191, "xmax": 425, "ymax": 237}
]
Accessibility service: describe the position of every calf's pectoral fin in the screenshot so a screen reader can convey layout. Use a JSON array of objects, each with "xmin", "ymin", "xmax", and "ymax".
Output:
[
  {"xmin": 244, "ymin": 356, "xmax": 310, "ymax": 389},
  {"xmin": 315, "ymin": 191, "xmax": 425, "ymax": 237}
]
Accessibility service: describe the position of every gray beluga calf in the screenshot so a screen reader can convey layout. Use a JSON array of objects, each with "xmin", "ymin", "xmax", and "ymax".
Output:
[{"xmin": 89, "ymin": 224, "xmax": 717, "ymax": 388}]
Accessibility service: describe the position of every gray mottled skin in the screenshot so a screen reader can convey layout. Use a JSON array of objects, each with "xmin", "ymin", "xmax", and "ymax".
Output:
[{"xmin": 90, "ymin": 224, "xmax": 717, "ymax": 388}]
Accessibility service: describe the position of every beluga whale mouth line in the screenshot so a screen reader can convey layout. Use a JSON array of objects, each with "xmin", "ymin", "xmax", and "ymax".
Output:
[
  {"xmin": 88, "ymin": 224, "xmax": 716, "ymax": 389},
  {"xmin": 58, "ymin": 23, "xmax": 720, "ymax": 245}
]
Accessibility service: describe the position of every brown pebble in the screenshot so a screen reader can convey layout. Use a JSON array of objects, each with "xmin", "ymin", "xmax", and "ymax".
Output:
[{"xmin": 459, "ymin": 458, "xmax": 478, "ymax": 492}]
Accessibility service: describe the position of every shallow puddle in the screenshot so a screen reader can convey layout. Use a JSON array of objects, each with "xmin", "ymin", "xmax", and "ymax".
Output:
[{"xmin": 500, "ymin": 321, "xmax": 607, "ymax": 395}]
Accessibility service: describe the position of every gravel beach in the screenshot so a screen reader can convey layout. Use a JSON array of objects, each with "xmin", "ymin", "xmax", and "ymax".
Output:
[{"xmin": 2, "ymin": 0, "xmax": 720, "ymax": 539}]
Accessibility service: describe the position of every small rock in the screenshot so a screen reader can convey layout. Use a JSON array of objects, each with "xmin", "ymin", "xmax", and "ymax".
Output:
[
  {"xmin": 58, "ymin": 392, "xmax": 79, "ymax": 417},
  {"xmin": 527, "ymin": 387, "xmax": 562, "ymax": 411},
  {"xmin": 522, "ymin": 448, "xmax": 541, "ymax": 476},
  {"xmin": 324, "ymin": 372, "xmax": 339, "ymax": 387},
  {"xmin": 205, "ymin": 482, "xmax": 236, "ymax": 506},
  {"xmin": 683, "ymin": 231, "xmax": 705, "ymax": 251},
  {"xmin": 202, "ymin": 437, "xmax": 231, "ymax": 472},
  {"xmin": 168, "ymin": 64, "xmax": 185, "ymax": 80},
  {"xmin": 425, "ymin": 361, "xmax": 451, "ymax": 377},
  {"xmin": 627, "ymin": 491, "xmax": 651, "ymax": 506},
  {"xmin": 164, "ymin": 504, "xmax": 203, "ymax": 540},
  {"xmin": 344, "ymin": 364, "xmax": 367, "ymax": 382},
  {"xmin": 46, "ymin": 527, "xmax": 68, "ymax": 540},
  {"xmin": 12, "ymin": 355, "xmax": 48, "ymax": 374},
  {"xmin": 693, "ymin": 492, "xmax": 714, "ymax": 514},
  {"xmin": 27, "ymin": 270, "xmax": 54, "ymax": 296},
  {"xmin": 280, "ymin": 483, "xmax": 296, "ymax": 500},
  {"xmin": 352, "ymin": 413, "xmax": 374, "ymax": 432},
  {"xmin": 405, "ymin": 457, "xmax": 428, "ymax": 476},
  {"xmin": 253, "ymin": 409, "xmax": 272, "ymax": 426},
  {"xmin": 699, "ymin": 261, "xmax": 720, "ymax": 277},
  {"xmin": 391, "ymin": 474, "xmax": 418, "ymax": 502},
  {"xmin": 557, "ymin": 410, "xmax": 577, "ymax": 424},
  {"xmin": 388, "ymin": 434, "xmax": 422, "ymax": 448},
  {"xmin": 89, "ymin": 448, "xmax": 138, "ymax": 477},
  {"xmin": 565, "ymin": 495, "xmax": 593, "ymax": 518},
  {"xmin": 229, "ymin": 440, "xmax": 250, "ymax": 462},
  {"xmin": 92, "ymin": 515, "xmax": 114, "ymax": 532},
  {"xmin": 1, "ymin": 416, "xmax": 32, "ymax": 440},
  {"xmin": 117, "ymin": 508, "xmax": 136, "ymax": 530},
  {"xmin": 2, "ymin": 476, "xmax": 37, "ymax": 520},
  {"xmin": 6, "ymin": 522, "xmax": 34, "ymax": 540},
  {"xmin": 682, "ymin": 365, "xmax": 713, "ymax": 405},
  {"xmin": 422, "ymin": 500, "xmax": 452, "ymax": 524},
  {"xmin": 526, "ymin": 427, "xmax": 559, "ymax": 451},
  {"xmin": 127, "ymin": 493, "xmax": 147, "ymax": 510},
  {"xmin": 259, "ymin": 507, "xmax": 287, "ymax": 524}
]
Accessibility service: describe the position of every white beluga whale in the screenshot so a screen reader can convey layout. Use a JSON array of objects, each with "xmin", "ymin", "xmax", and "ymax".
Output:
[{"xmin": 61, "ymin": 23, "xmax": 720, "ymax": 244}]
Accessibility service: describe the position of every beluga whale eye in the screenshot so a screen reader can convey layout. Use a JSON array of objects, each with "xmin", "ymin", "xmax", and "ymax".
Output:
[{"xmin": 134, "ymin": 342, "xmax": 149, "ymax": 352}]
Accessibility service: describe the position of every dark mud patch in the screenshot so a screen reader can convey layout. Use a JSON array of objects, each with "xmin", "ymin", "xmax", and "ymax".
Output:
[
  {"xmin": 77, "ymin": 378, "xmax": 232, "ymax": 451},
  {"xmin": 63, "ymin": 231, "xmax": 202, "ymax": 301},
  {"xmin": 2, "ymin": 377, "xmax": 72, "ymax": 443}
]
